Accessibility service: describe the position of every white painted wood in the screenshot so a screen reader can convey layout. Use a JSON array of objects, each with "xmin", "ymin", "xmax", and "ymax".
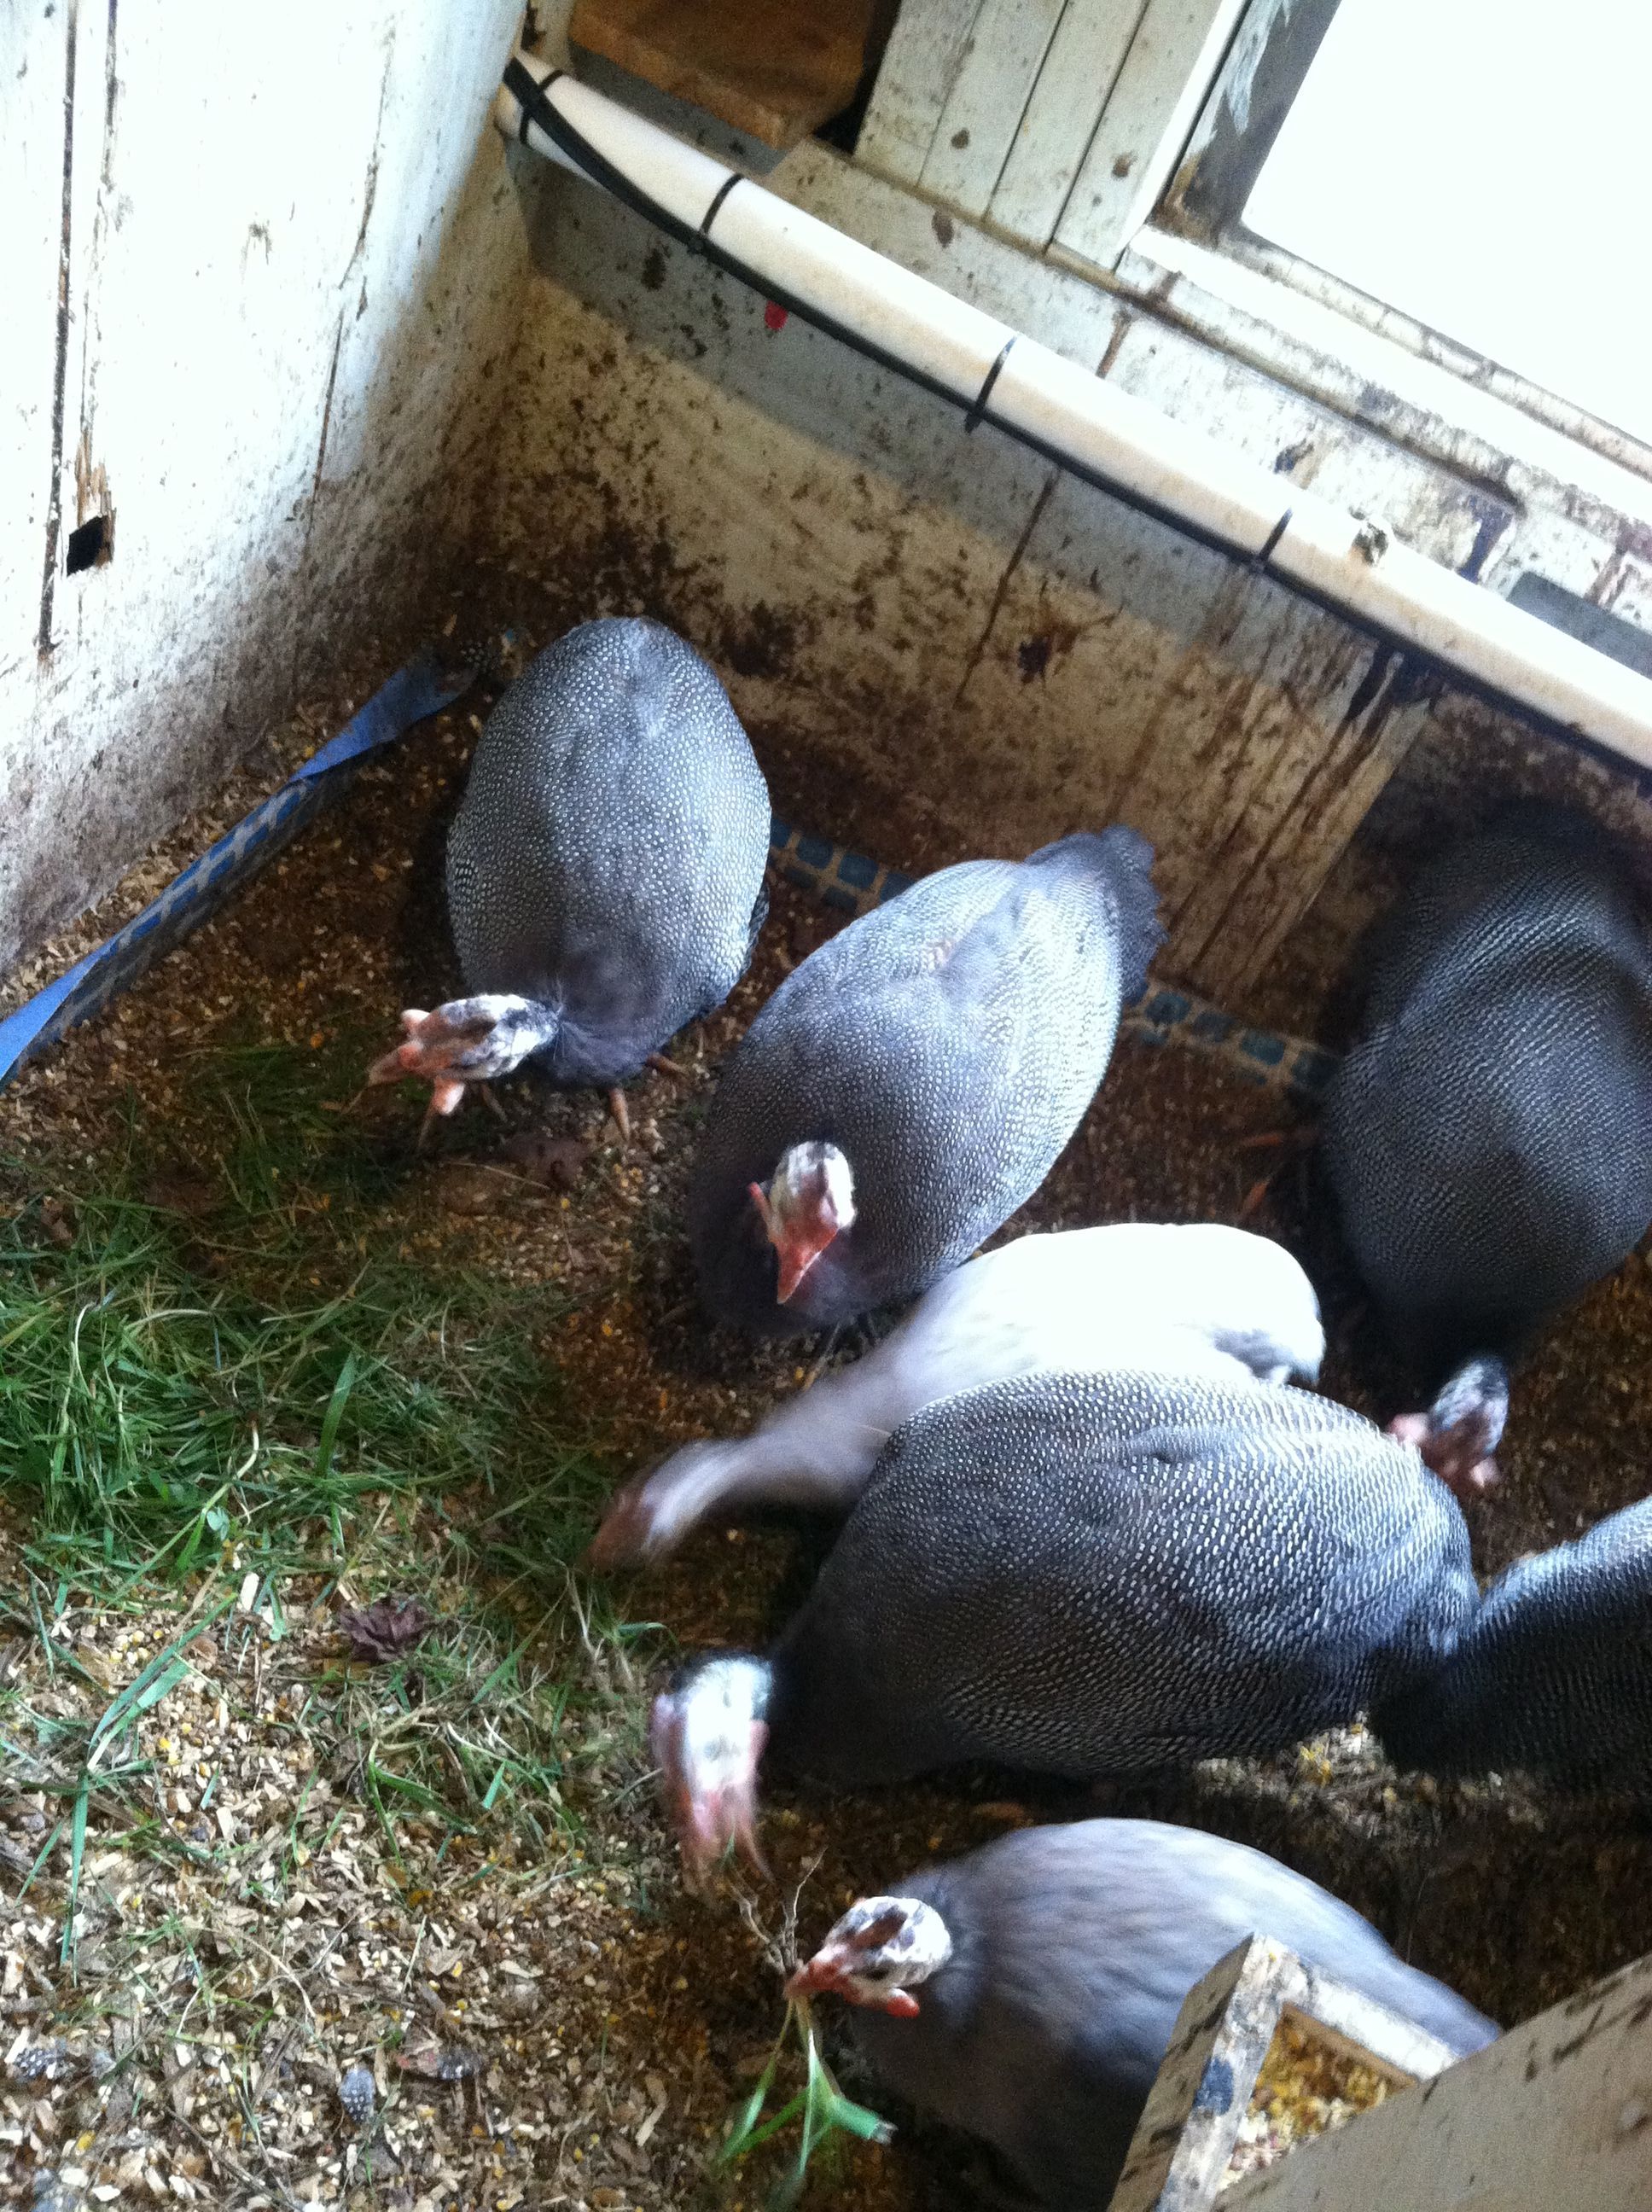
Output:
[
  {"xmin": 1113, "ymin": 1935, "xmax": 1457, "ymax": 2212},
  {"xmin": 1224, "ymin": 1950, "xmax": 1652, "ymax": 2211},
  {"xmin": 773, "ymin": 144, "xmax": 1123, "ymax": 365},
  {"xmin": 1055, "ymin": 0, "xmax": 1248, "ymax": 270},
  {"xmin": 855, "ymin": 0, "xmax": 986, "ymax": 187},
  {"xmin": 0, "ymin": 0, "xmax": 530, "ymax": 972},
  {"xmin": 987, "ymin": 0, "xmax": 1151, "ymax": 246},
  {"xmin": 916, "ymin": 0, "xmax": 1067, "ymax": 220}
]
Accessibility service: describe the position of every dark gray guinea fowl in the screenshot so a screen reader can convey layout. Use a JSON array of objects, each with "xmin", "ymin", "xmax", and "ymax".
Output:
[
  {"xmin": 1322, "ymin": 805, "xmax": 1652, "ymax": 1498},
  {"xmin": 687, "ymin": 828, "xmax": 1162, "ymax": 1337},
  {"xmin": 786, "ymin": 1819, "xmax": 1495, "ymax": 2209},
  {"xmin": 649, "ymin": 1371, "xmax": 1475, "ymax": 1876},
  {"xmin": 1376, "ymin": 1494, "xmax": 1652, "ymax": 1792},
  {"xmin": 367, "ymin": 618, "xmax": 770, "ymax": 1128}
]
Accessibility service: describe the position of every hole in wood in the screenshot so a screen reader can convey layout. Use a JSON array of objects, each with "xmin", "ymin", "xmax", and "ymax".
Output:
[{"xmin": 66, "ymin": 513, "xmax": 112, "ymax": 575}]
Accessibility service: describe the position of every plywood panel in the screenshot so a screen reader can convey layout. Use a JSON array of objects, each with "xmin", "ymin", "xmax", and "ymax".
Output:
[{"xmin": 568, "ymin": 0, "xmax": 885, "ymax": 151}]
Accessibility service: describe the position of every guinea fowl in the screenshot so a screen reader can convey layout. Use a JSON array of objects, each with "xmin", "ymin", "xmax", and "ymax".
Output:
[
  {"xmin": 590, "ymin": 1223, "xmax": 1323, "ymax": 1566},
  {"xmin": 687, "ymin": 829, "xmax": 1162, "ymax": 1336},
  {"xmin": 650, "ymin": 1371, "xmax": 1475, "ymax": 1877},
  {"xmin": 1323, "ymin": 805, "xmax": 1652, "ymax": 1499},
  {"xmin": 368, "ymin": 618, "xmax": 770, "ymax": 1138},
  {"xmin": 787, "ymin": 1819, "xmax": 1495, "ymax": 2209},
  {"xmin": 1376, "ymin": 1493, "xmax": 1652, "ymax": 1793}
]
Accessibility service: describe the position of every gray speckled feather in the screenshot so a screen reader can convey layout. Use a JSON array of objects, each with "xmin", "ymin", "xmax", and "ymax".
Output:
[
  {"xmin": 1376, "ymin": 1495, "xmax": 1652, "ymax": 1791},
  {"xmin": 763, "ymin": 1371, "xmax": 1476, "ymax": 1786},
  {"xmin": 445, "ymin": 618, "xmax": 770, "ymax": 1087},
  {"xmin": 688, "ymin": 829, "xmax": 1162, "ymax": 1336},
  {"xmin": 852, "ymin": 1819, "xmax": 1494, "ymax": 2209},
  {"xmin": 1323, "ymin": 807, "xmax": 1652, "ymax": 1367}
]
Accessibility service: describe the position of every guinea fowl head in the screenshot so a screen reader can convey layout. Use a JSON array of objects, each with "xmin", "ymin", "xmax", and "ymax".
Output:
[
  {"xmin": 750, "ymin": 1142, "xmax": 856, "ymax": 1304},
  {"xmin": 366, "ymin": 996, "xmax": 558, "ymax": 1125},
  {"xmin": 650, "ymin": 1656, "xmax": 771, "ymax": 1887},
  {"xmin": 1388, "ymin": 1354, "xmax": 1509, "ymax": 1505},
  {"xmin": 785, "ymin": 1896, "xmax": 953, "ymax": 2018}
]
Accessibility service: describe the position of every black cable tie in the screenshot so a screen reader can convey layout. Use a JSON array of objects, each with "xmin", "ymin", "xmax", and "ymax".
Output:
[
  {"xmin": 1254, "ymin": 508, "xmax": 1293, "ymax": 569},
  {"xmin": 509, "ymin": 59, "xmax": 566, "ymax": 145},
  {"xmin": 689, "ymin": 173, "xmax": 744, "ymax": 254},
  {"xmin": 965, "ymin": 336, "xmax": 1016, "ymax": 433}
]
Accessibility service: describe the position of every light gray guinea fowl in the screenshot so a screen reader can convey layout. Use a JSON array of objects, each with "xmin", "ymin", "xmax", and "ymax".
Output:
[
  {"xmin": 368, "ymin": 618, "xmax": 770, "ymax": 1133},
  {"xmin": 1322, "ymin": 805, "xmax": 1652, "ymax": 1499},
  {"xmin": 591, "ymin": 1223, "xmax": 1323, "ymax": 1566},
  {"xmin": 786, "ymin": 1819, "xmax": 1495, "ymax": 2209},
  {"xmin": 1376, "ymin": 1493, "xmax": 1652, "ymax": 1792},
  {"xmin": 686, "ymin": 829, "xmax": 1162, "ymax": 1336},
  {"xmin": 650, "ymin": 1371, "xmax": 1475, "ymax": 1876}
]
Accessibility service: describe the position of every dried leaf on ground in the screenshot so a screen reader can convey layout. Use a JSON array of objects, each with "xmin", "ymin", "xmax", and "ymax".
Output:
[{"xmin": 336, "ymin": 1595, "xmax": 434, "ymax": 1662}]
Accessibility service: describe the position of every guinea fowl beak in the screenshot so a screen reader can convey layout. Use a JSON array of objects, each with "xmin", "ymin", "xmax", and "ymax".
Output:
[
  {"xmin": 783, "ymin": 1943, "xmax": 921, "ymax": 2017},
  {"xmin": 748, "ymin": 1180, "xmax": 840, "ymax": 1305},
  {"xmin": 649, "ymin": 1690, "xmax": 769, "ymax": 1888}
]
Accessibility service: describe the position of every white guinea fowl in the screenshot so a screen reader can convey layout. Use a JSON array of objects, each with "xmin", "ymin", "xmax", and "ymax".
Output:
[
  {"xmin": 590, "ymin": 1223, "xmax": 1323, "ymax": 1566},
  {"xmin": 788, "ymin": 1819, "xmax": 1496, "ymax": 2209}
]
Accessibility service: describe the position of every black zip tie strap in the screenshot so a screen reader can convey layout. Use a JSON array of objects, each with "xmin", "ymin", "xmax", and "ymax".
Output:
[
  {"xmin": 965, "ymin": 336, "xmax": 1016, "ymax": 433},
  {"xmin": 689, "ymin": 172, "xmax": 744, "ymax": 254},
  {"xmin": 514, "ymin": 61, "xmax": 565, "ymax": 144},
  {"xmin": 1254, "ymin": 508, "xmax": 1293, "ymax": 570}
]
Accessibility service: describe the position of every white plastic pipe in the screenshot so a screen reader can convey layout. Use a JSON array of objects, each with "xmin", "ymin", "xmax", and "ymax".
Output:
[{"xmin": 496, "ymin": 56, "xmax": 1652, "ymax": 772}]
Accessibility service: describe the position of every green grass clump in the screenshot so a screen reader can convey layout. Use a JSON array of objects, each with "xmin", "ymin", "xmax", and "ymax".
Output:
[
  {"xmin": 0, "ymin": 1028, "xmax": 596, "ymax": 1584},
  {"xmin": 0, "ymin": 1029, "xmax": 649, "ymax": 1862}
]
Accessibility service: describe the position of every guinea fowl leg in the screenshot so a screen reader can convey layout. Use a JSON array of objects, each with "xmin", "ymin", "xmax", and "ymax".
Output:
[
  {"xmin": 1236, "ymin": 1124, "xmax": 1318, "ymax": 1220},
  {"xmin": 644, "ymin": 1051, "xmax": 689, "ymax": 1079},
  {"xmin": 606, "ymin": 1088, "xmax": 631, "ymax": 1144}
]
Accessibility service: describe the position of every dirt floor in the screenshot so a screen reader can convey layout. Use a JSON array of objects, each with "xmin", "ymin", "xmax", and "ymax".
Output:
[{"xmin": 3, "ymin": 589, "xmax": 1652, "ymax": 2212}]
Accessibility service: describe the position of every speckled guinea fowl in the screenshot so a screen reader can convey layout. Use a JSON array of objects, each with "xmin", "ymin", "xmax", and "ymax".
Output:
[
  {"xmin": 591, "ymin": 1223, "xmax": 1323, "ymax": 1566},
  {"xmin": 1323, "ymin": 805, "xmax": 1652, "ymax": 1494},
  {"xmin": 687, "ymin": 829, "xmax": 1162, "ymax": 1337},
  {"xmin": 787, "ymin": 1819, "xmax": 1495, "ymax": 2210},
  {"xmin": 1376, "ymin": 1494, "xmax": 1652, "ymax": 1792},
  {"xmin": 650, "ymin": 1371, "xmax": 1475, "ymax": 1875},
  {"xmin": 368, "ymin": 618, "xmax": 769, "ymax": 1127}
]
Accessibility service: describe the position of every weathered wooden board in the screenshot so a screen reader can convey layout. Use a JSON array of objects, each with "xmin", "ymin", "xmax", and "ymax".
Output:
[
  {"xmin": 0, "ymin": 0, "xmax": 529, "ymax": 974},
  {"xmin": 988, "ymin": 0, "xmax": 1151, "ymax": 246},
  {"xmin": 1224, "ymin": 1949, "xmax": 1652, "ymax": 2212},
  {"xmin": 916, "ymin": 0, "xmax": 1068, "ymax": 218},
  {"xmin": 1055, "ymin": 0, "xmax": 1249, "ymax": 271},
  {"xmin": 1112, "ymin": 1934, "xmax": 1458, "ymax": 2212},
  {"xmin": 855, "ymin": 0, "xmax": 985, "ymax": 184}
]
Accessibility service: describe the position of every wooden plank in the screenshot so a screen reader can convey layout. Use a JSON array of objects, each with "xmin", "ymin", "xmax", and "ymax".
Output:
[
  {"xmin": 855, "ymin": 0, "xmax": 986, "ymax": 184},
  {"xmin": 987, "ymin": 0, "xmax": 1151, "ymax": 246},
  {"xmin": 1054, "ymin": 0, "xmax": 1248, "ymax": 271},
  {"xmin": 1112, "ymin": 1936, "xmax": 1456, "ymax": 2212},
  {"xmin": 916, "ymin": 0, "xmax": 1068, "ymax": 221},
  {"xmin": 1227, "ymin": 1950, "xmax": 1652, "ymax": 2212},
  {"xmin": 568, "ymin": 0, "xmax": 885, "ymax": 152}
]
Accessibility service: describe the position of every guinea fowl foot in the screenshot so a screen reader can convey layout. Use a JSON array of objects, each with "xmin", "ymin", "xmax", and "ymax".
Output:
[
  {"xmin": 1235, "ymin": 1126, "xmax": 1317, "ymax": 1221},
  {"xmin": 606, "ymin": 1087, "xmax": 631, "ymax": 1144},
  {"xmin": 644, "ymin": 1051, "xmax": 689, "ymax": 1080}
]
